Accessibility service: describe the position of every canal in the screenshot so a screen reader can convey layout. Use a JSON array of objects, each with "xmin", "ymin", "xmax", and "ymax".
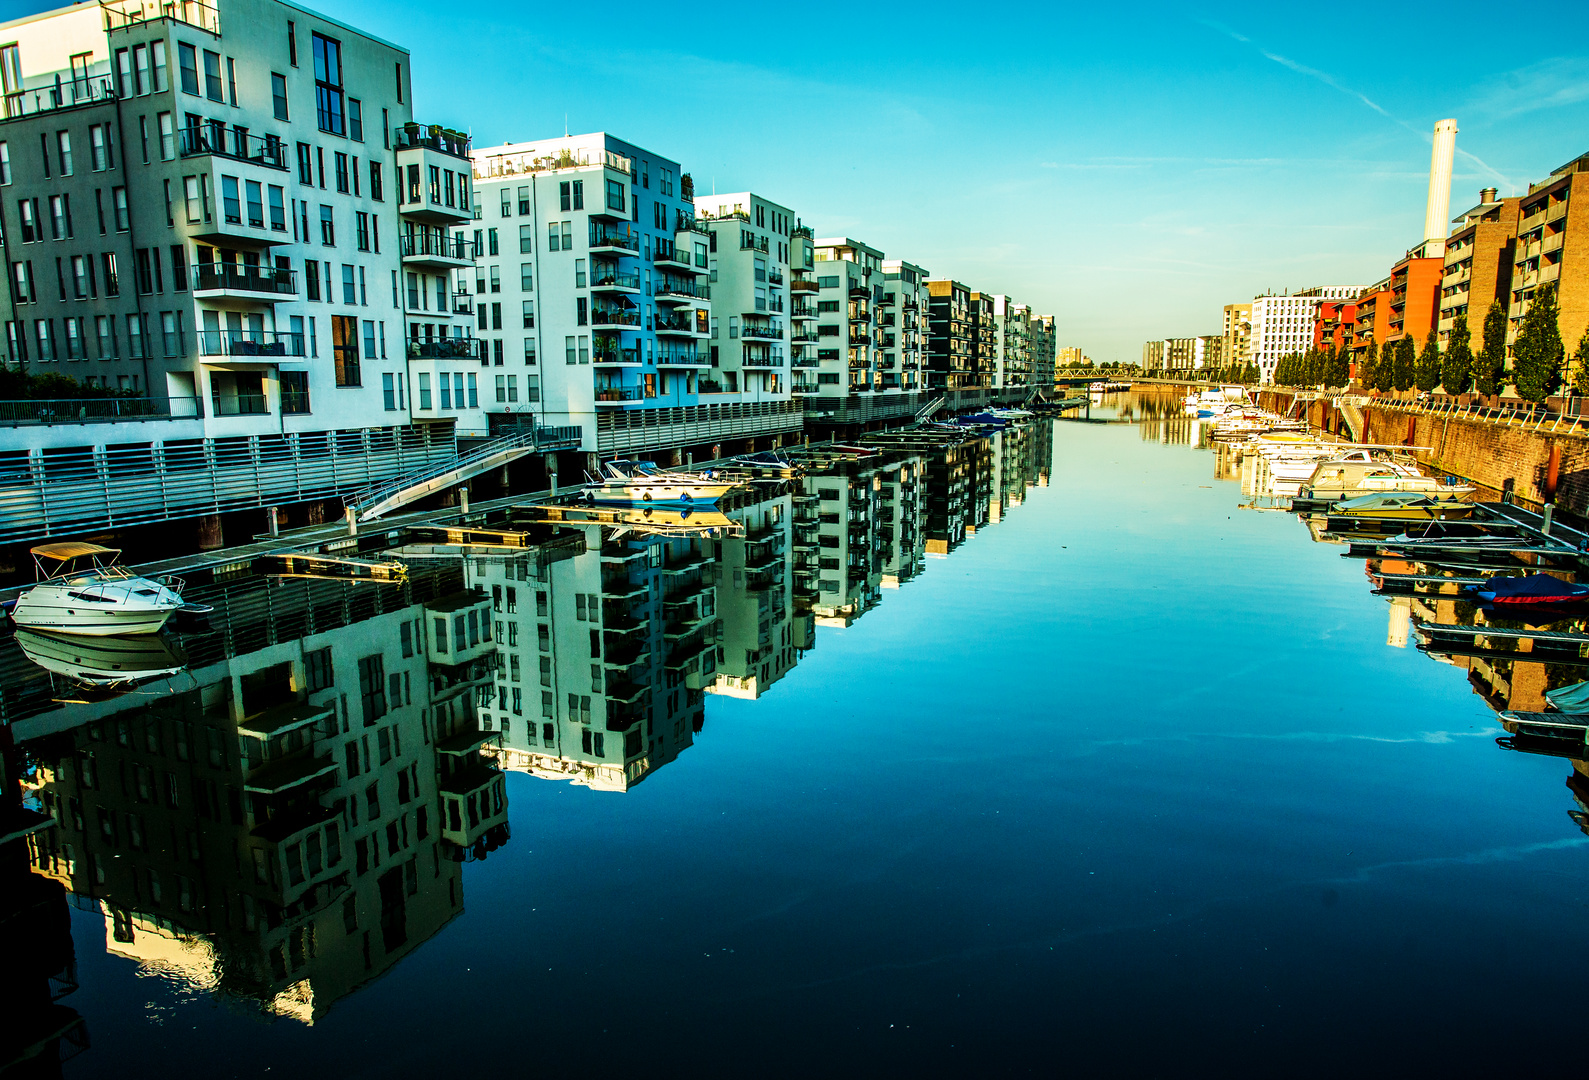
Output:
[{"xmin": 5, "ymin": 397, "xmax": 1583, "ymax": 1077}]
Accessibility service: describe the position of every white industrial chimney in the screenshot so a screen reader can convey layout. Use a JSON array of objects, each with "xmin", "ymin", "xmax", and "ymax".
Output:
[{"xmin": 1422, "ymin": 119, "xmax": 1458, "ymax": 256}]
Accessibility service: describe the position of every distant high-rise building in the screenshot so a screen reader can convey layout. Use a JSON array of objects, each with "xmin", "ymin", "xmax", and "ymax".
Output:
[
  {"xmin": 1250, "ymin": 287, "xmax": 1361, "ymax": 383},
  {"xmin": 1222, "ymin": 303, "xmax": 1252, "ymax": 370}
]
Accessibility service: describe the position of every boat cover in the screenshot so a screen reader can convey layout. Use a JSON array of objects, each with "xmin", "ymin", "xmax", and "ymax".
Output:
[
  {"xmin": 1546, "ymin": 681, "xmax": 1589, "ymax": 714},
  {"xmin": 1471, "ymin": 574, "xmax": 1589, "ymax": 604}
]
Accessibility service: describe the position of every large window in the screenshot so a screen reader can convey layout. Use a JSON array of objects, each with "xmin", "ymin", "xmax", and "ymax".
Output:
[
  {"xmin": 281, "ymin": 370, "xmax": 309, "ymax": 413},
  {"xmin": 312, "ymin": 32, "xmax": 344, "ymax": 135},
  {"xmin": 332, "ymin": 314, "xmax": 359, "ymax": 386},
  {"xmin": 605, "ymin": 179, "xmax": 624, "ymax": 213}
]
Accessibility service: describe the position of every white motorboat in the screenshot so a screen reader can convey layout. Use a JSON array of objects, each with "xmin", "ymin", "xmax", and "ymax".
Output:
[
  {"xmin": 1299, "ymin": 456, "xmax": 1474, "ymax": 502},
  {"xmin": 582, "ymin": 460, "xmax": 738, "ymax": 506},
  {"xmin": 9, "ymin": 543, "xmax": 185, "ymax": 636}
]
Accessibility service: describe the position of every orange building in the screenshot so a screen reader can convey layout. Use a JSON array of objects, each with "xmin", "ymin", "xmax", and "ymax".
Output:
[
  {"xmin": 1313, "ymin": 301, "xmax": 1357, "ymax": 352},
  {"xmin": 1387, "ymin": 255, "xmax": 1443, "ymax": 347},
  {"xmin": 1349, "ymin": 284, "xmax": 1393, "ymax": 376}
]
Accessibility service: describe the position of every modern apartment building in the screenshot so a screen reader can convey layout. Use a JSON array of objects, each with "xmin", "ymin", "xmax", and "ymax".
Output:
[
  {"xmin": 879, "ymin": 259, "xmax": 928, "ymax": 393},
  {"xmin": 1508, "ymin": 151, "xmax": 1589, "ymax": 358},
  {"xmin": 1438, "ymin": 187, "xmax": 1518, "ymax": 348},
  {"xmin": 1386, "ymin": 255, "xmax": 1441, "ymax": 346},
  {"xmin": 990, "ymin": 295, "xmax": 1031, "ymax": 392},
  {"xmin": 692, "ymin": 191, "xmax": 796, "ymax": 404},
  {"xmin": 1221, "ymin": 303, "xmax": 1251, "ymax": 370},
  {"xmin": 1031, "ymin": 314, "xmax": 1056, "ymax": 388},
  {"xmin": 926, "ymin": 278, "xmax": 972, "ymax": 389},
  {"xmin": 967, "ymin": 291, "xmax": 996, "ymax": 389},
  {"xmin": 1250, "ymin": 287, "xmax": 1359, "ymax": 382},
  {"xmin": 811, "ymin": 236, "xmax": 883, "ymax": 396},
  {"xmin": 1141, "ymin": 339, "xmax": 1163, "ymax": 369},
  {"xmin": 468, "ymin": 524, "xmax": 713, "ymax": 792},
  {"xmin": 1349, "ymin": 278, "xmax": 1392, "ymax": 373},
  {"xmin": 1313, "ymin": 300, "xmax": 1356, "ymax": 352},
  {"xmin": 0, "ymin": 0, "xmax": 475, "ymax": 547},
  {"xmin": 1057, "ymin": 345, "xmax": 1084, "ymax": 368},
  {"xmin": 788, "ymin": 226, "xmax": 817, "ymax": 395}
]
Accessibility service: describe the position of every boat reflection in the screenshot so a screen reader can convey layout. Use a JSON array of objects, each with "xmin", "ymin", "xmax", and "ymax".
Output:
[{"xmin": 14, "ymin": 628, "xmax": 187, "ymax": 689}]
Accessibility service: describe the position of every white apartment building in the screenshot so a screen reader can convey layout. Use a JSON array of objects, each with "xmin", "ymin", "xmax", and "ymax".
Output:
[
  {"xmin": 1250, "ymin": 286, "xmax": 1359, "ymax": 383},
  {"xmin": 990, "ymin": 295, "xmax": 1031, "ymax": 390},
  {"xmin": 880, "ymin": 259, "xmax": 928, "ymax": 393},
  {"xmin": 692, "ymin": 191, "xmax": 796, "ymax": 404},
  {"xmin": 812, "ymin": 237, "xmax": 885, "ymax": 399},
  {"xmin": 1222, "ymin": 302, "xmax": 1251, "ymax": 370},
  {"xmin": 708, "ymin": 492, "xmax": 801, "ymax": 700},
  {"xmin": 0, "ymin": 0, "xmax": 471, "ymax": 544},
  {"xmin": 469, "ymin": 133, "xmax": 706, "ymax": 454}
]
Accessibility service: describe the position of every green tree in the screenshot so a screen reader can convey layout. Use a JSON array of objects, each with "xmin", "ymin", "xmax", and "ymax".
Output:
[
  {"xmin": 1387, "ymin": 337, "xmax": 1411, "ymax": 391},
  {"xmin": 1513, "ymin": 282, "xmax": 1564, "ymax": 403},
  {"xmin": 1573, "ymin": 327, "xmax": 1589, "ymax": 396},
  {"xmin": 1375, "ymin": 341, "xmax": 1397, "ymax": 392},
  {"xmin": 1476, "ymin": 298, "xmax": 1507, "ymax": 396},
  {"xmin": 1442, "ymin": 314, "xmax": 1473, "ymax": 395},
  {"xmin": 1357, "ymin": 341, "xmax": 1378, "ymax": 390},
  {"xmin": 1328, "ymin": 344, "xmax": 1350, "ymax": 389},
  {"xmin": 1414, "ymin": 327, "xmax": 1441, "ymax": 392}
]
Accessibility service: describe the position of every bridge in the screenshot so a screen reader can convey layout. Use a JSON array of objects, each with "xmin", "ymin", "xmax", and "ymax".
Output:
[{"xmin": 343, "ymin": 426, "xmax": 581, "ymax": 523}]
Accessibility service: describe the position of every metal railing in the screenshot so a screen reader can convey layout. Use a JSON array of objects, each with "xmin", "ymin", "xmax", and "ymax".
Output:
[
  {"xmin": 593, "ymin": 347, "xmax": 640, "ymax": 365},
  {"xmin": 594, "ymin": 399, "xmax": 802, "ymax": 453},
  {"xmin": 180, "ymin": 126, "xmax": 286, "ymax": 169},
  {"xmin": 394, "ymin": 123, "xmax": 472, "ymax": 159},
  {"xmin": 656, "ymin": 314, "xmax": 698, "ymax": 334},
  {"xmin": 0, "ymin": 396, "xmax": 201, "ymax": 425},
  {"xmin": 596, "ymin": 387, "xmax": 644, "ymax": 402},
  {"xmin": 344, "ymin": 427, "xmax": 568, "ymax": 518},
  {"xmin": 400, "ymin": 233, "xmax": 478, "ymax": 261},
  {"xmin": 102, "ymin": 0, "xmax": 219, "ymax": 33},
  {"xmin": 194, "ymin": 263, "xmax": 297, "ymax": 295},
  {"xmin": 2, "ymin": 77, "xmax": 114, "ymax": 120},
  {"xmin": 656, "ymin": 350, "xmax": 703, "ymax": 366},
  {"xmin": 589, "ymin": 228, "xmax": 639, "ymax": 251},
  {"xmin": 656, "ymin": 278, "xmax": 709, "ymax": 300},
  {"xmin": 592, "ymin": 271, "xmax": 640, "ymax": 290},
  {"xmin": 197, "ymin": 330, "xmax": 305, "ymax": 358},
  {"xmin": 406, "ymin": 336, "xmax": 483, "ymax": 360},
  {"xmin": 592, "ymin": 310, "xmax": 640, "ymax": 327},
  {"xmin": 211, "ymin": 392, "xmax": 268, "ymax": 416}
]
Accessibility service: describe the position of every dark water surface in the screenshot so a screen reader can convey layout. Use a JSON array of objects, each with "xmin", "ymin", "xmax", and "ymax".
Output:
[{"xmin": 11, "ymin": 406, "xmax": 1586, "ymax": 1078}]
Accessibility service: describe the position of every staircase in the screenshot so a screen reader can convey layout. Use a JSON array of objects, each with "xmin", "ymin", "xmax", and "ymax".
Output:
[
  {"xmin": 915, "ymin": 396, "xmax": 946, "ymax": 422},
  {"xmin": 1335, "ymin": 397, "xmax": 1367, "ymax": 442},
  {"xmin": 343, "ymin": 429, "xmax": 576, "ymax": 523}
]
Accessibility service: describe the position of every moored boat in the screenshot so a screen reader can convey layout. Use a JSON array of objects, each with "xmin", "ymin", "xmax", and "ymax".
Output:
[
  {"xmin": 10, "ymin": 543, "xmax": 186, "ymax": 636},
  {"xmin": 582, "ymin": 460, "xmax": 738, "ymax": 506},
  {"xmin": 15, "ymin": 627, "xmax": 187, "ymax": 686},
  {"xmin": 1467, "ymin": 574, "xmax": 1589, "ymax": 606}
]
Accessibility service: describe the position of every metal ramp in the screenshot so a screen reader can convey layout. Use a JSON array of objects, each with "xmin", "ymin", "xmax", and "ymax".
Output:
[
  {"xmin": 344, "ymin": 431, "xmax": 557, "ymax": 523},
  {"xmin": 915, "ymin": 396, "xmax": 946, "ymax": 422}
]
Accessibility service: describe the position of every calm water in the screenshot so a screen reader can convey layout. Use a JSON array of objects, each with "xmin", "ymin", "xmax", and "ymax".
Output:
[{"xmin": 7, "ymin": 401, "xmax": 1586, "ymax": 1078}]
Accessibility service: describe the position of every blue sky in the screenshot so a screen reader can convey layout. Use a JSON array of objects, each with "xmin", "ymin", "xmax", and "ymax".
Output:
[{"xmin": 12, "ymin": 0, "xmax": 1589, "ymax": 361}]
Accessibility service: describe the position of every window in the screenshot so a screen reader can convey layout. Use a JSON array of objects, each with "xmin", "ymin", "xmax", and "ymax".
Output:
[
  {"xmin": 605, "ymin": 178, "xmax": 625, "ymax": 213},
  {"xmin": 0, "ymin": 141, "xmax": 9, "ymax": 184},
  {"xmin": 524, "ymin": 338, "xmax": 536, "ymax": 366},
  {"xmin": 348, "ymin": 98, "xmax": 363, "ymax": 142},
  {"xmin": 488, "ymin": 228, "xmax": 499, "ymax": 256},
  {"xmin": 178, "ymin": 42, "xmax": 198, "ymax": 95},
  {"xmin": 221, "ymin": 176, "xmax": 240, "ymax": 223},
  {"xmin": 320, "ymin": 204, "xmax": 334, "ymax": 246},
  {"xmin": 520, "ymin": 224, "xmax": 534, "ymax": 254},
  {"xmin": 246, "ymin": 180, "xmax": 263, "ymax": 227},
  {"xmin": 334, "ymin": 152, "xmax": 349, "ymax": 192},
  {"xmin": 522, "ymin": 300, "xmax": 534, "ymax": 329},
  {"xmin": 312, "ymin": 33, "xmax": 345, "ymax": 135},
  {"xmin": 520, "ymin": 262, "xmax": 533, "ymax": 290},
  {"xmin": 369, "ymin": 161, "xmax": 383, "ymax": 201},
  {"xmin": 272, "ymin": 73, "xmax": 289, "ymax": 120},
  {"xmin": 202, "ymin": 49, "xmax": 223, "ymax": 101},
  {"xmin": 112, "ymin": 187, "xmax": 129, "ymax": 231},
  {"xmin": 269, "ymin": 186, "xmax": 286, "ymax": 231},
  {"xmin": 56, "ymin": 131, "xmax": 72, "ymax": 175},
  {"xmin": 332, "ymin": 314, "xmax": 360, "ymax": 385}
]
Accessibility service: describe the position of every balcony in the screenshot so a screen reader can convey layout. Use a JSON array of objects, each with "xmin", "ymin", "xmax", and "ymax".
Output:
[
  {"xmin": 594, "ymin": 346, "xmax": 641, "ymax": 366},
  {"xmin": 438, "ymin": 762, "xmax": 507, "ymax": 848},
  {"xmin": 198, "ymin": 330, "xmax": 305, "ymax": 361},
  {"xmin": 792, "ymin": 355, "xmax": 819, "ymax": 368},
  {"xmin": 401, "ymin": 232, "xmax": 478, "ymax": 269},
  {"xmin": 396, "ymin": 125, "xmax": 474, "ymax": 225},
  {"xmin": 243, "ymin": 753, "xmax": 338, "ymax": 796},
  {"xmin": 656, "ymin": 278, "xmax": 709, "ymax": 303},
  {"xmin": 406, "ymin": 336, "xmax": 484, "ymax": 360},
  {"xmin": 791, "ymin": 328, "xmax": 820, "ymax": 343},
  {"xmin": 452, "ymin": 292, "xmax": 475, "ymax": 315},
  {"xmin": 211, "ymin": 391, "xmax": 269, "ymax": 416},
  {"xmin": 741, "ymin": 322, "xmax": 783, "ymax": 341},
  {"xmin": 591, "ymin": 270, "xmax": 641, "ymax": 293},
  {"xmin": 394, "ymin": 121, "xmax": 471, "ymax": 159},
  {"xmin": 767, "ymin": 268, "xmax": 785, "ymax": 286},
  {"xmin": 653, "ymin": 248, "xmax": 696, "ymax": 271},
  {"xmin": 592, "ymin": 309, "xmax": 641, "ymax": 328},
  {"xmin": 596, "ymin": 387, "xmax": 645, "ymax": 406},
  {"xmin": 742, "ymin": 351, "xmax": 783, "ymax": 369},
  {"xmin": 790, "ymin": 278, "xmax": 819, "ymax": 293},
  {"xmin": 656, "ymin": 313, "xmax": 700, "ymax": 337},
  {"xmin": 179, "ymin": 125, "xmax": 287, "ymax": 170},
  {"xmin": 657, "ymin": 349, "xmax": 708, "ymax": 367},
  {"xmin": 590, "ymin": 227, "xmax": 640, "ymax": 253},
  {"xmin": 0, "ymin": 395, "xmax": 201, "ymax": 426},
  {"xmin": 192, "ymin": 263, "xmax": 297, "ymax": 300},
  {"xmin": 791, "ymin": 304, "xmax": 818, "ymax": 321},
  {"xmin": 1, "ymin": 75, "xmax": 114, "ymax": 120}
]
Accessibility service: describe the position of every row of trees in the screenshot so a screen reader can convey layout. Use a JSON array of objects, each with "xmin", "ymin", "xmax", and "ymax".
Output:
[
  {"xmin": 0, "ymin": 368, "xmax": 139, "ymax": 400},
  {"xmin": 1272, "ymin": 284, "xmax": 1589, "ymax": 403}
]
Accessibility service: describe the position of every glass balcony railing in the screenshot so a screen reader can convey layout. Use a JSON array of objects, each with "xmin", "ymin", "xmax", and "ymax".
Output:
[
  {"xmin": 596, "ymin": 387, "xmax": 644, "ymax": 402},
  {"xmin": 592, "ymin": 310, "xmax": 641, "ymax": 327},
  {"xmin": 591, "ymin": 270, "xmax": 641, "ymax": 290},
  {"xmin": 197, "ymin": 330, "xmax": 305, "ymax": 358},
  {"xmin": 193, "ymin": 264, "xmax": 298, "ymax": 295},
  {"xmin": 406, "ymin": 337, "xmax": 483, "ymax": 360},
  {"xmin": 210, "ymin": 392, "xmax": 269, "ymax": 416},
  {"xmin": 179, "ymin": 125, "xmax": 287, "ymax": 170},
  {"xmin": 400, "ymin": 233, "xmax": 478, "ymax": 260},
  {"xmin": 589, "ymin": 227, "xmax": 639, "ymax": 251}
]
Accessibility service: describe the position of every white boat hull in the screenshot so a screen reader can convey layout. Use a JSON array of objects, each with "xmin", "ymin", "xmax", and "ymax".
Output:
[
  {"xmin": 11, "ymin": 580, "xmax": 182, "ymax": 636},
  {"xmin": 587, "ymin": 483, "xmax": 735, "ymax": 505}
]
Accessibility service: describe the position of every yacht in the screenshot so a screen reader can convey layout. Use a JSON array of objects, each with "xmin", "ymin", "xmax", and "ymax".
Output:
[
  {"xmin": 9, "ymin": 543, "xmax": 186, "ymax": 636},
  {"xmin": 582, "ymin": 460, "xmax": 738, "ymax": 506},
  {"xmin": 1300, "ymin": 455, "xmax": 1473, "ymax": 503}
]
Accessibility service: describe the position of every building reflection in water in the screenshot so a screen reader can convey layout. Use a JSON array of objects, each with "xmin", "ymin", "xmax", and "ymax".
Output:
[
  {"xmin": 0, "ymin": 420, "xmax": 1055, "ymax": 1057},
  {"xmin": 11, "ymin": 562, "xmax": 509, "ymax": 1027}
]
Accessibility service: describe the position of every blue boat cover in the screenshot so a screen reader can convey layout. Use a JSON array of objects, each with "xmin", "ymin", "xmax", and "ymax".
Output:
[
  {"xmin": 1472, "ymin": 575, "xmax": 1589, "ymax": 603},
  {"xmin": 1547, "ymin": 681, "xmax": 1589, "ymax": 714}
]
